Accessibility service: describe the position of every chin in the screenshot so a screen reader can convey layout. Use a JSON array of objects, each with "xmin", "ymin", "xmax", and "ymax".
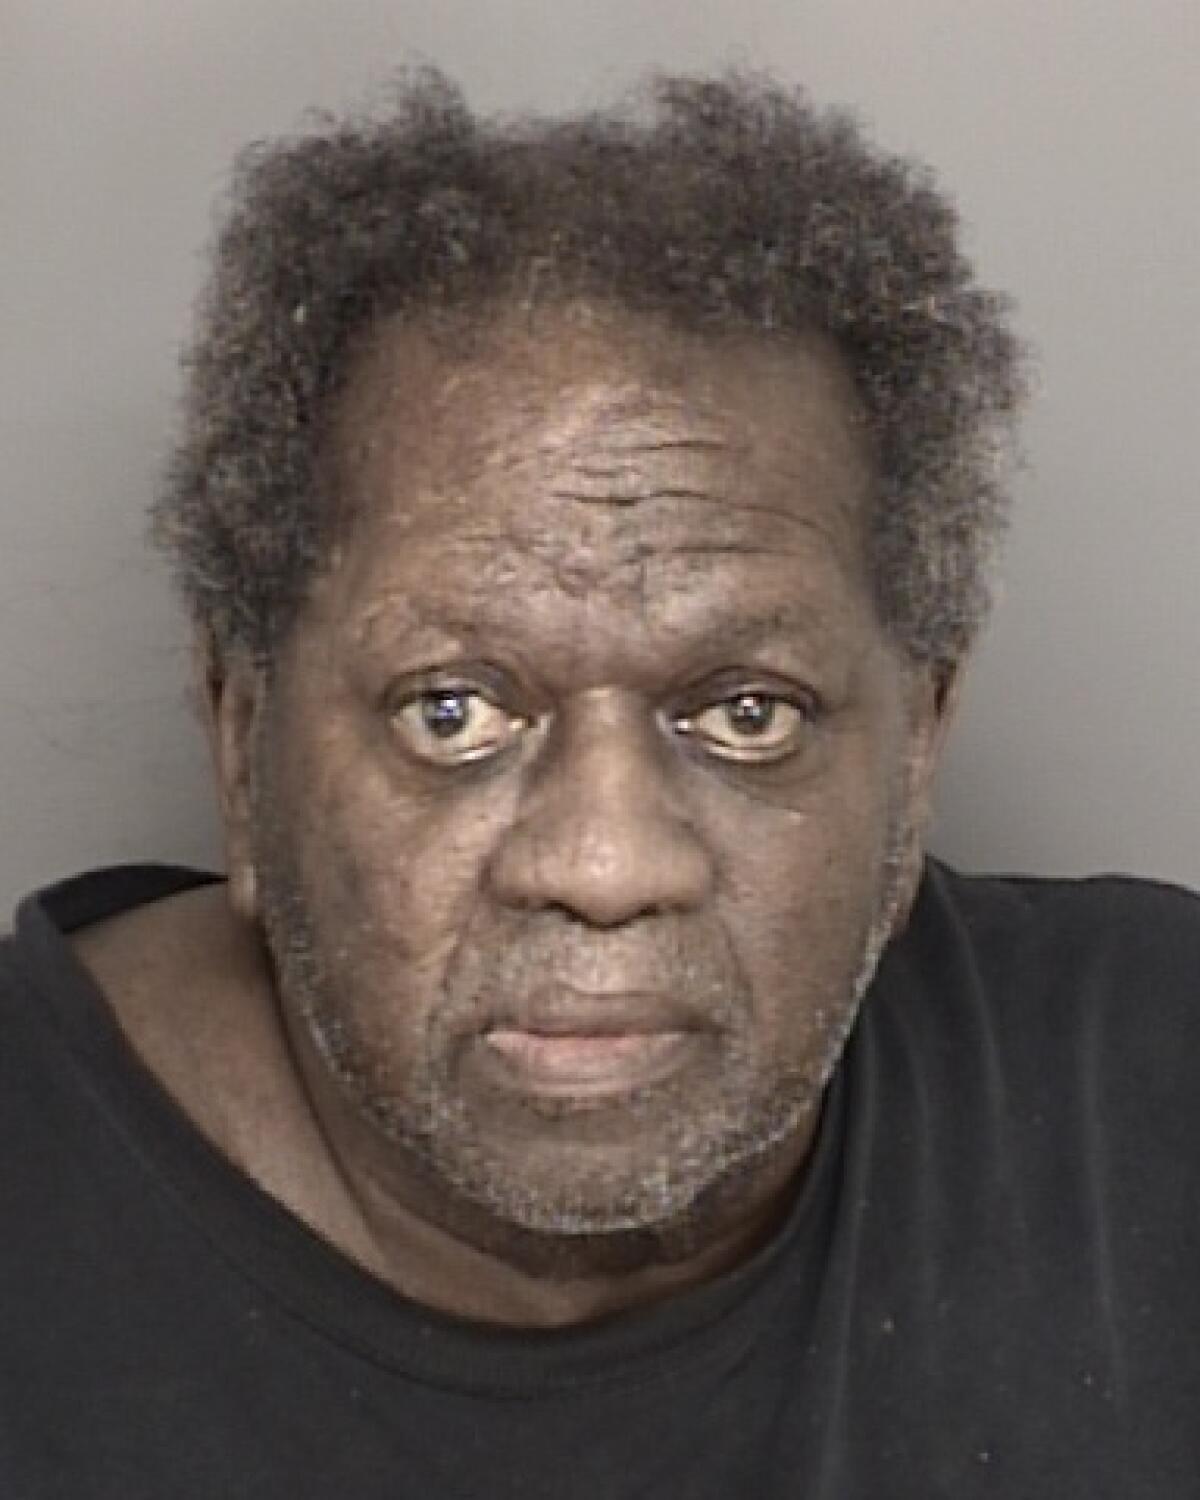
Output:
[{"xmin": 388, "ymin": 1073, "xmax": 813, "ymax": 1276}]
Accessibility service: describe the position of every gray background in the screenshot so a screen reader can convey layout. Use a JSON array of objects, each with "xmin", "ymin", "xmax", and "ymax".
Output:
[{"xmin": 2, "ymin": 0, "xmax": 1197, "ymax": 916}]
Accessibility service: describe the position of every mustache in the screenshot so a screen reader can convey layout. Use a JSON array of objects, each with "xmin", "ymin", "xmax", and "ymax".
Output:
[{"xmin": 437, "ymin": 911, "xmax": 750, "ymax": 1036}]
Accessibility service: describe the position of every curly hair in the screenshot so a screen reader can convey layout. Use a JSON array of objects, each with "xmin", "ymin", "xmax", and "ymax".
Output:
[{"xmin": 152, "ymin": 68, "xmax": 1028, "ymax": 666}]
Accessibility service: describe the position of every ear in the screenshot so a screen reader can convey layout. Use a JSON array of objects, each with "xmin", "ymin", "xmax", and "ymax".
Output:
[
  {"xmin": 888, "ymin": 658, "xmax": 967, "ymax": 937},
  {"xmin": 913, "ymin": 658, "xmax": 966, "ymax": 791},
  {"xmin": 192, "ymin": 629, "xmax": 267, "ymax": 923}
]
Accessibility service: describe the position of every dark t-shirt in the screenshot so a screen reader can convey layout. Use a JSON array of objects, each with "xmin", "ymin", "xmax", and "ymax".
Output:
[{"xmin": 0, "ymin": 862, "xmax": 1196, "ymax": 1498}]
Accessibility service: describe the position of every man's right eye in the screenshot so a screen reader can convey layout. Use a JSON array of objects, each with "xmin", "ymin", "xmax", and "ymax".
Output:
[{"xmin": 390, "ymin": 688, "xmax": 527, "ymax": 765}]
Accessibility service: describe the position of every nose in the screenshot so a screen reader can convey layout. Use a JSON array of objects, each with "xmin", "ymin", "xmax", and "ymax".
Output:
[{"xmin": 486, "ymin": 692, "xmax": 714, "ymax": 927}]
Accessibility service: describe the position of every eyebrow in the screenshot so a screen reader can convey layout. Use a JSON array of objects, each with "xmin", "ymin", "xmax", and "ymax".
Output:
[
  {"xmin": 355, "ymin": 595, "xmax": 843, "ymax": 662},
  {"xmin": 693, "ymin": 603, "xmax": 841, "ymax": 650}
]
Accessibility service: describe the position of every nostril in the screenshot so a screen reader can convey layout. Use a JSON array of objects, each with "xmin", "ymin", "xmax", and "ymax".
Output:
[{"xmin": 487, "ymin": 812, "xmax": 713, "ymax": 925}]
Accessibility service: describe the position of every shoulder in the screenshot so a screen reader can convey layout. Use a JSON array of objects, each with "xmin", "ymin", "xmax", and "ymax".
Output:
[
  {"xmin": 899, "ymin": 862, "xmax": 1200, "ymax": 1115},
  {"xmin": 881, "ymin": 862, "xmax": 1200, "ymax": 1085},
  {"xmin": 72, "ymin": 879, "xmax": 254, "ymax": 1020},
  {"xmin": 923, "ymin": 862, "xmax": 1200, "ymax": 987},
  {"xmin": 934, "ymin": 860, "xmax": 1200, "ymax": 925},
  {"xmin": 66, "ymin": 878, "xmax": 310, "ymax": 1177},
  {"xmin": 3, "ymin": 866, "xmax": 367, "ymax": 1262}
]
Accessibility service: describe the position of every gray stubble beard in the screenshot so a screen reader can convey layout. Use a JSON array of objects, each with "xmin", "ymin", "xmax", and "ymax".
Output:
[{"xmin": 253, "ymin": 798, "xmax": 914, "ymax": 1273}]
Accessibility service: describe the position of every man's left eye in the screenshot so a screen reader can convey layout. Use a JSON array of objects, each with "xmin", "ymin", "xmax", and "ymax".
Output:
[
  {"xmin": 675, "ymin": 692, "xmax": 812, "ymax": 763},
  {"xmin": 391, "ymin": 689, "xmax": 526, "ymax": 764}
]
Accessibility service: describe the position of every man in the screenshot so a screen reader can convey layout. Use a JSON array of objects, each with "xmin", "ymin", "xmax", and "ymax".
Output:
[{"xmin": 1, "ymin": 70, "xmax": 1195, "ymax": 1497}]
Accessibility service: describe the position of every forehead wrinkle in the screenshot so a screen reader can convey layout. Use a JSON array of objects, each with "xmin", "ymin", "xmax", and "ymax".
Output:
[
  {"xmin": 335, "ymin": 325, "xmax": 877, "ymax": 656},
  {"xmin": 546, "ymin": 485, "xmax": 722, "ymax": 508},
  {"xmin": 346, "ymin": 337, "xmax": 871, "ymax": 552},
  {"xmin": 444, "ymin": 381, "xmax": 743, "ymax": 480},
  {"xmin": 550, "ymin": 434, "xmax": 742, "ymax": 468},
  {"xmin": 366, "ymin": 417, "xmax": 741, "ymax": 522},
  {"xmin": 579, "ymin": 436, "xmax": 736, "ymax": 460},
  {"xmin": 343, "ymin": 495, "xmax": 860, "ymax": 647},
  {"xmin": 667, "ymin": 536, "xmax": 825, "ymax": 558},
  {"xmin": 475, "ymin": 408, "xmax": 865, "ymax": 537}
]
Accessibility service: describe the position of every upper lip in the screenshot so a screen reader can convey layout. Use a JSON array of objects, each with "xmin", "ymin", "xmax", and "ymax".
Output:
[{"xmin": 485, "ymin": 985, "xmax": 706, "ymax": 1038}]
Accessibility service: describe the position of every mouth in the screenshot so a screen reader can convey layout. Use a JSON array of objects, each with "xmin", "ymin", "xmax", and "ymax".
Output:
[{"xmin": 473, "ymin": 986, "xmax": 710, "ymax": 1100}]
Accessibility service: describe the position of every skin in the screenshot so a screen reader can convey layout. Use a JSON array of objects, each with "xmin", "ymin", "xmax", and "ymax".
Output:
[{"xmin": 79, "ymin": 304, "xmax": 958, "ymax": 1327}]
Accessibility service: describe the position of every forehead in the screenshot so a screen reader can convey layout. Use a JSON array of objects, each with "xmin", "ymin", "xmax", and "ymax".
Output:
[{"xmin": 318, "ymin": 306, "xmax": 878, "ymax": 655}]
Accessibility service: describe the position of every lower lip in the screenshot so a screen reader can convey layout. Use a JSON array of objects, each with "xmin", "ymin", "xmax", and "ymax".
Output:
[{"xmin": 477, "ymin": 1028, "xmax": 695, "ymax": 1098}]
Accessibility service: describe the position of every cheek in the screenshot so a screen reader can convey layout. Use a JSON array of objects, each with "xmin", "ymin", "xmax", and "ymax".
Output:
[
  {"xmin": 707, "ymin": 749, "xmax": 899, "ymax": 1019},
  {"xmin": 279, "ymin": 729, "xmax": 513, "ymax": 989}
]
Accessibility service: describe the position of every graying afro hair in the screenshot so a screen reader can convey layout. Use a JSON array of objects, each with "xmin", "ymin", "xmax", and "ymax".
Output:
[{"xmin": 153, "ymin": 68, "xmax": 1028, "ymax": 664}]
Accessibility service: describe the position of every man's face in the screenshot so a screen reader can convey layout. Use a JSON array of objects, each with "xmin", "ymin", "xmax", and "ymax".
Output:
[{"xmin": 228, "ymin": 308, "xmax": 946, "ymax": 1261}]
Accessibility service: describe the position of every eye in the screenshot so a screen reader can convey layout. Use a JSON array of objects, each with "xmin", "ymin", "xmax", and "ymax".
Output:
[
  {"xmin": 390, "ymin": 687, "xmax": 528, "ymax": 765},
  {"xmin": 674, "ymin": 690, "xmax": 813, "ymax": 764}
]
